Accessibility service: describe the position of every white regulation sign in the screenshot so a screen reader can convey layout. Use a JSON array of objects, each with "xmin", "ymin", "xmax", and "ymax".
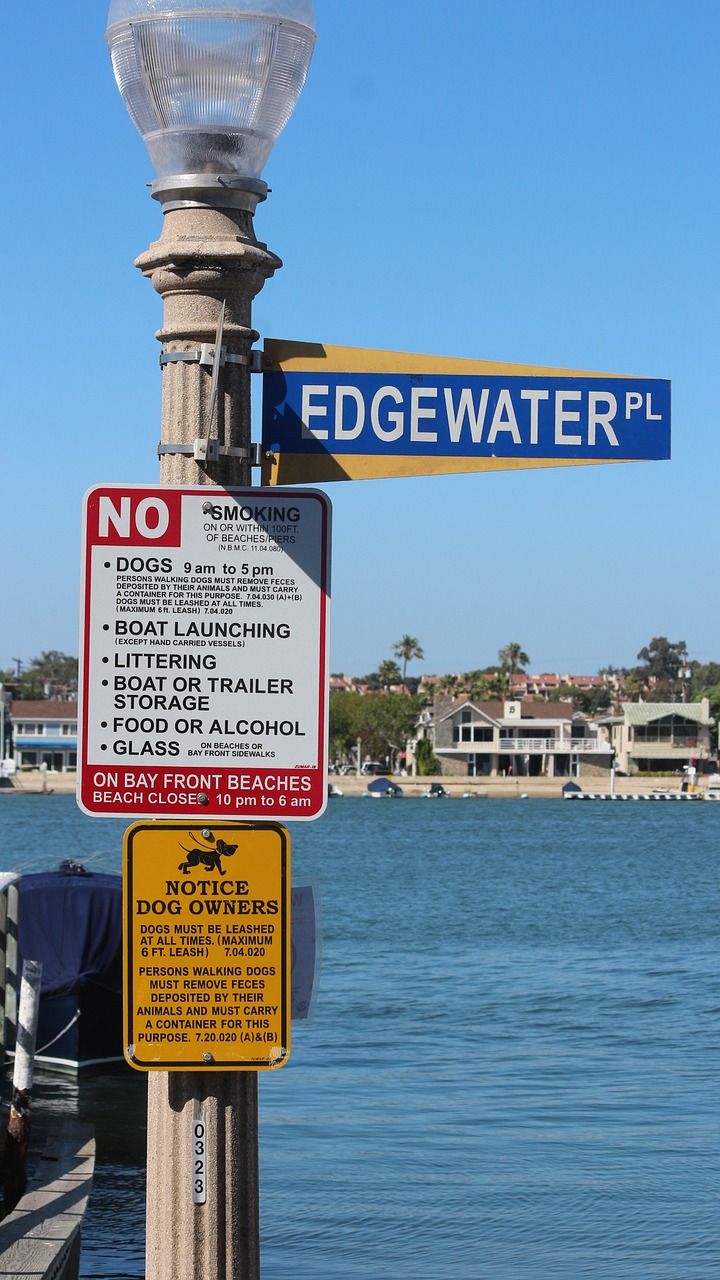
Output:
[{"xmin": 78, "ymin": 485, "xmax": 331, "ymax": 821}]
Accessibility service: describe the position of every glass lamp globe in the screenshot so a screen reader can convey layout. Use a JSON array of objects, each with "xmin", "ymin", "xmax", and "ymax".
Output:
[{"xmin": 106, "ymin": 0, "xmax": 316, "ymax": 206}]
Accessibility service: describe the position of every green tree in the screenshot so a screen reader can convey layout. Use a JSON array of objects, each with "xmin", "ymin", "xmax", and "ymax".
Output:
[
  {"xmin": 0, "ymin": 651, "xmax": 78, "ymax": 701},
  {"xmin": 357, "ymin": 693, "xmax": 421, "ymax": 771},
  {"xmin": 377, "ymin": 659, "xmax": 402, "ymax": 690},
  {"xmin": 623, "ymin": 670, "xmax": 645, "ymax": 702},
  {"xmin": 636, "ymin": 636, "xmax": 686, "ymax": 681},
  {"xmin": 634, "ymin": 637, "xmax": 688, "ymax": 699},
  {"xmin": 453, "ymin": 670, "xmax": 503, "ymax": 701},
  {"xmin": 328, "ymin": 690, "xmax": 361, "ymax": 766},
  {"xmin": 497, "ymin": 643, "xmax": 529, "ymax": 696},
  {"xmin": 356, "ymin": 671, "xmax": 383, "ymax": 690},
  {"xmin": 329, "ymin": 691, "xmax": 421, "ymax": 771},
  {"xmin": 556, "ymin": 684, "xmax": 612, "ymax": 715},
  {"xmin": 392, "ymin": 635, "xmax": 424, "ymax": 693},
  {"xmin": 498, "ymin": 642, "xmax": 529, "ymax": 675},
  {"xmin": 688, "ymin": 662, "xmax": 720, "ymax": 701},
  {"xmin": 415, "ymin": 738, "xmax": 439, "ymax": 776}
]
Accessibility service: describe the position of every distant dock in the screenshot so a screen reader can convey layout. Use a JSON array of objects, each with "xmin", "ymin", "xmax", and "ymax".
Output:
[{"xmin": 563, "ymin": 790, "xmax": 706, "ymax": 802}]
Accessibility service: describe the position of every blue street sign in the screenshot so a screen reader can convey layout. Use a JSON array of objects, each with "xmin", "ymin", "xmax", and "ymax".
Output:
[{"xmin": 261, "ymin": 340, "xmax": 671, "ymax": 484}]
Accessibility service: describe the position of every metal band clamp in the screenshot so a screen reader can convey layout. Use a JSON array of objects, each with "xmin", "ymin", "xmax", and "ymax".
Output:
[
  {"xmin": 157, "ymin": 442, "xmax": 262, "ymax": 466},
  {"xmin": 160, "ymin": 347, "xmax": 264, "ymax": 372}
]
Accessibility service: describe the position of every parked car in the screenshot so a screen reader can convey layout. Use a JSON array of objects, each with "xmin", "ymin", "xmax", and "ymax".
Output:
[{"xmin": 361, "ymin": 762, "xmax": 389, "ymax": 776}]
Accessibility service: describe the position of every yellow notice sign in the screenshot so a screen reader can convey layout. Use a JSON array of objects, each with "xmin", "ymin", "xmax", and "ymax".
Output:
[{"xmin": 123, "ymin": 822, "xmax": 290, "ymax": 1072}]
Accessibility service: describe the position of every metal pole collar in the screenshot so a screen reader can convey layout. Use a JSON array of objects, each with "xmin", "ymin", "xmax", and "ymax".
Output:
[{"xmin": 150, "ymin": 175, "xmax": 269, "ymax": 214}]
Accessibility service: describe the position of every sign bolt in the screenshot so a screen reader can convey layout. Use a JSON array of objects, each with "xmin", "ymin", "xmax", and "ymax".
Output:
[
  {"xmin": 198, "ymin": 794, "xmax": 209, "ymax": 806},
  {"xmin": 202, "ymin": 1052, "xmax": 214, "ymax": 1064}
]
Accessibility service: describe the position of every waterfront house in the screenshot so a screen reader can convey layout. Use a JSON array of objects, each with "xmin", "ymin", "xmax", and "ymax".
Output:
[
  {"xmin": 9, "ymin": 701, "xmax": 78, "ymax": 773},
  {"xmin": 601, "ymin": 699, "xmax": 714, "ymax": 775},
  {"xmin": 423, "ymin": 697, "xmax": 612, "ymax": 778}
]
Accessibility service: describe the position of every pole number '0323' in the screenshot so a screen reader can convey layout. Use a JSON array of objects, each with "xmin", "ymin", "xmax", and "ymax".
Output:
[{"xmin": 192, "ymin": 1120, "xmax": 207, "ymax": 1205}]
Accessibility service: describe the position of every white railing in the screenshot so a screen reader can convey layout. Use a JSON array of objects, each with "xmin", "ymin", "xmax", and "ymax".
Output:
[{"xmin": 498, "ymin": 737, "xmax": 607, "ymax": 753}]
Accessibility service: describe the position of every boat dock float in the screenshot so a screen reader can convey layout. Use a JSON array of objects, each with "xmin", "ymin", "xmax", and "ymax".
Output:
[{"xmin": 564, "ymin": 791, "xmax": 705, "ymax": 801}]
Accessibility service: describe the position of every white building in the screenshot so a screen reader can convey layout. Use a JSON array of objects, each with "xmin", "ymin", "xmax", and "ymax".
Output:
[
  {"xmin": 9, "ymin": 701, "xmax": 78, "ymax": 773},
  {"xmin": 428, "ymin": 697, "xmax": 612, "ymax": 778},
  {"xmin": 602, "ymin": 700, "xmax": 714, "ymax": 775}
]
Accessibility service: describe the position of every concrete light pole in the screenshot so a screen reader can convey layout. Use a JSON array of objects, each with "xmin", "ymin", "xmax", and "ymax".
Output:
[
  {"xmin": 139, "ymin": 196, "xmax": 278, "ymax": 1280},
  {"xmin": 105, "ymin": 3, "xmax": 317, "ymax": 1276},
  {"xmin": 136, "ymin": 200, "xmax": 280, "ymax": 489}
]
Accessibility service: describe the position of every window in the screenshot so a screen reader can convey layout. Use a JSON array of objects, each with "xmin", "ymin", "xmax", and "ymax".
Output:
[
  {"xmin": 454, "ymin": 723, "xmax": 493, "ymax": 743},
  {"xmin": 634, "ymin": 716, "xmax": 702, "ymax": 745}
]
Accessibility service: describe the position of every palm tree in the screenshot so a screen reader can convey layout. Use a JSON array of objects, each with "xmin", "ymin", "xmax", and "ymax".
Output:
[
  {"xmin": 462, "ymin": 670, "xmax": 497, "ymax": 702},
  {"xmin": 377, "ymin": 659, "xmax": 402, "ymax": 690},
  {"xmin": 498, "ymin": 643, "xmax": 529, "ymax": 696},
  {"xmin": 393, "ymin": 635, "xmax": 424, "ymax": 693},
  {"xmin": 498, "ymin": 643, "xmax": 529, "ymax": 675}
]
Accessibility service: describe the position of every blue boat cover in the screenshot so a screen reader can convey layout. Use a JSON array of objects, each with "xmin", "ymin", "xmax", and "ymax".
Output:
[
  {"xmin": 17, "ymin": 863, "xmax": 122, "ymax": 998},
  {"xmin": 366, "ymin": 776, "xmax": 403, "ymax": 795}
]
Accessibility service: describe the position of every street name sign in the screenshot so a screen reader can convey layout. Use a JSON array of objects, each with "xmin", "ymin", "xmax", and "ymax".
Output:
[
  {"xmin": 123, "ymin": 821, "xmax": 290, "ymax": 1071},
  {"xmin": 261, "ymin": 339, "xmax": 671, "ymax": 484},
  {"xmin": 78, "ymin": 485, "xmax": 331, "ymax": 821}
]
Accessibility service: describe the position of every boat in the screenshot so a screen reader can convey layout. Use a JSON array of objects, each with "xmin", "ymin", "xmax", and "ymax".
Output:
[
  {"xmin": 423, "ymin": 783, "xmax": 449, "ymax": 798},
  {"xmin": 8, "ymin": 861, "xmax": 123, "ymax": 1074},
  {"xmin": 366, "ymin": 777, "xmax": 403, "ymax": 798}
]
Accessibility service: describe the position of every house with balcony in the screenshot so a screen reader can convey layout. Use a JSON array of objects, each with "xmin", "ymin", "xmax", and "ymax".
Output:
[
  {"xmin": 9, "ymin": 701, "xmax": 78, "ymax": 773},
  {"xmin": 603, "ymin": 700, "xmax": 714, "ymax": 775},
  {"xmin": 428, "ymin": 697, "xmax": 612, "ymax": 778}
]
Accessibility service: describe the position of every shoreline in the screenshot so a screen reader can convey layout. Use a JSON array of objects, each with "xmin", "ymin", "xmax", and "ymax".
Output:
[{"xmin": 3, "ymin": 770, "xmax": 712, "ymax": 802}]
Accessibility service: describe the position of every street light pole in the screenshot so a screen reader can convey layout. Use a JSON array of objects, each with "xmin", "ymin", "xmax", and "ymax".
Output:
[
  {"xmin": 105, "ymin": 3, "xmax": 316, "ymax": 1275},
  {"xmin": 136, "ymin": 200, "xmax": 280, "ymax": 489},
  {"xmin": 139, "ymin": 198, "xmax": 278, "ymax": 1280}
]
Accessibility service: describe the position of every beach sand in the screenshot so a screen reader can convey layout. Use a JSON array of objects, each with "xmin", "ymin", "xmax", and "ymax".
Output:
[{"xmin": 5, "ymin": 770, "xmax": 706, "ymax": 801}]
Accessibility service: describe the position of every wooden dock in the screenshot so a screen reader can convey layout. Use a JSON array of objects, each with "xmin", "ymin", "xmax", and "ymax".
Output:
[{"xmin": 0, "ymin": 1121, "xmax": 95, "ymax": 1280}]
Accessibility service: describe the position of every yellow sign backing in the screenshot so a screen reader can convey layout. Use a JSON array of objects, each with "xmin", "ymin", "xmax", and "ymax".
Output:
[
  {"xmin": 123, "ymin": 822, "xmax": 290, "ymax": 1071},
  {"xmin": 260, "ymin": 339, "xmax": 670, "ymax": 484}
]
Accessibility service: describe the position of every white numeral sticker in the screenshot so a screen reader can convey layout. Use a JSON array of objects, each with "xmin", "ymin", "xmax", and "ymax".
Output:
[{"xmin": 192, "ymin": 1119, "xmax": 207, "ymax": 1205}]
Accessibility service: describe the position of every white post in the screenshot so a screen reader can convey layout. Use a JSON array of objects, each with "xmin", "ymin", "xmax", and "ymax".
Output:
[
  {"xmin": 4, "ymin": 959, "xmax": 43, "ymax": 1210},
  {"xmin": 13, "ymin": 960, "xmax": 43, "ymax": 1096}
]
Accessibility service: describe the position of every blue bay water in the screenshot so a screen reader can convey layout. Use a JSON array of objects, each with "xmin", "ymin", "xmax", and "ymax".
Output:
[{"xmin": 0, "ymin": 794, "xmax": 717, "ymax": 1278}]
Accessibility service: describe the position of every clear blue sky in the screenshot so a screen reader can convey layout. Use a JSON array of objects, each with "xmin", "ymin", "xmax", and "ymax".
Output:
[{"xmin": 1, "ymin": 1, "xmax": 718, "ymax": 680}]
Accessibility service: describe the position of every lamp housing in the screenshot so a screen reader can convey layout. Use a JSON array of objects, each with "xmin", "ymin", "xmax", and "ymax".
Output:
[{"xmin": 106, "ymin": 0, "xmax": 316, "ymax": 209}]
